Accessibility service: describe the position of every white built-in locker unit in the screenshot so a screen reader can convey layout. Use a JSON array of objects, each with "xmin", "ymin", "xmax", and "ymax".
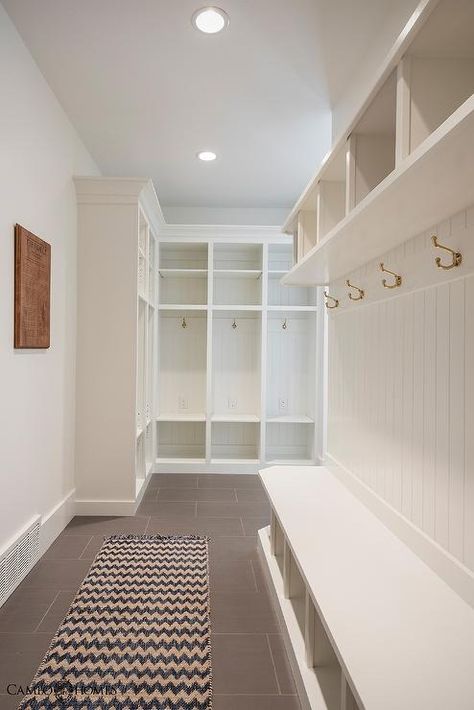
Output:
[{"xmin": 156, "ymin": 236, "xmax": 320, "ymax": 472}]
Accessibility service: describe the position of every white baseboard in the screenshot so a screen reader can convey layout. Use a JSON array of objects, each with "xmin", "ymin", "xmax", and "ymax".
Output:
[
  {"xmin": 74, "ymin": 475, "xmax": 152, "ymax": 516},
  {"xmin": 325, "ymin": 454, "xmax": 474, "ymax": 608},
  {"xmin": 40, "ymin": 489, "xmax": 76, "ymax": 556}
]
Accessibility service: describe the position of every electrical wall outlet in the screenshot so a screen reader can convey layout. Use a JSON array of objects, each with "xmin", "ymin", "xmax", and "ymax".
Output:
[
  {"xmin": 178, "ymin": 396, "xmax": 188, "ymax": 410},
  {"xmin": 279, "ymin": 398, "xmax": 288, "ymax": 410},
  {"xmin": 228, "ymin": 397, "xmax": 237, "ymax": 409}
]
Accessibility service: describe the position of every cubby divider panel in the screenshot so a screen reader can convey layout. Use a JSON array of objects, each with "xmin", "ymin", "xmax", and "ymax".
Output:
[{"xmin": 306, "ymin": 596, "xmax": 343, "ymax": 710}]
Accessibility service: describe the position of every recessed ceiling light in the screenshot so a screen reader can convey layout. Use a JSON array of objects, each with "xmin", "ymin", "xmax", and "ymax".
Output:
[
  {"xmin": 197, "ymin": 151, "xmax": 217, "ymax": 161},
  {"xmin": 192, "ymin": 7, "xmax": 229, "ymax": 34}
]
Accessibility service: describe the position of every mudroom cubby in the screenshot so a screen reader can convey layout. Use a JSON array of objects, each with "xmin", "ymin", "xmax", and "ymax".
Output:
[
  {"xmin": 212, "ymin": 310, "xmax": 261, "ymax": 418},
  {"xmin": 266, "ymin": 311, "xmax": 317, "ymax": 421},
  {"xmin": 214, "ymin": 243, "xmax": 262, "ymax": 271},
  {"xmin": 213, "ymin": 271, "xmax": 262, "ymax": 306},
  {"xmin": 158, "ymin": 309, "xmax": 207, "ymax": 419},
  {"xmin": 211, "ymin": 421, "xmax": 260, "ymax": 463},
  {"xmin": 266, "ymin": 422, "xmax": 314, "ymax": 464},
  {"xmin": 157, "ymin": 421, "xmax": 206, "ymax": 462}
]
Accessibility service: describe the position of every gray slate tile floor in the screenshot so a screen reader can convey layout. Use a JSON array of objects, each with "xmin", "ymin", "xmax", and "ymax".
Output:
[{"xmin": 0, "ymin": 473, "xmax": 301, "ymax": 709}]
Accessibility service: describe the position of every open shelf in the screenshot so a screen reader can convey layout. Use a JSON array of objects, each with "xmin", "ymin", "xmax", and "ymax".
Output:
[
  {"xmin": 406, "ymin": 0, "xmax": 474, "ymax": 154},
  {"xmin": 160, "ymin": 242, "xmax": 208, "ymax": 270},
  {"xmin": 214, "ymin": 271, "xmax": 262, "ymax": 306},
  {"xmin": 212, "ymin": 414, "xmax": 260, "ymax": 423},
  {"xmin": 159, "ymin": 304, "xmax": 207, "ymax": 311},
  {"xmin": 211, "ymin": 421, "xmax": 260, "ymax": 461},
  {"xmin": 157, "ymin": 421, "xmax": 206, "ymax": 460},
  {"xmin": 156, "ymin": 413, "xmax": 206, "ymax": 422},
  {"xmin": 284, "ymin": 96, "xmax": 474, "ymax": 285},
  {"xmin": 159, "ymin": 271, "xmax": 208, "ymax": 306},
  {"xmin": 266, "ymin": 422, "xmax": 314, "ymax": 463},
  {"xmin": 159, "ymin": 310, "xmax": 207, "ymax": 418},
  {"xmin": 350, "ymin": 70, "xmax": 396, "ymax": 207},
  {"xmin": 212, "ymin": 310, "xmax": 261, "ymax": 418},
  {"xmin": 214, "ymin": 243, "xmax": 263, "ymax": 270},
  {"xmin": 317, "ymin": 144, "xmax": 347, "ymax": 241}
]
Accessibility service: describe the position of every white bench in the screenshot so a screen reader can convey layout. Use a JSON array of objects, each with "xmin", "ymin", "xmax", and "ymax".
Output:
[{"xmin": 258, "ymin": 466, "xmax": 474, "ymax": 710}]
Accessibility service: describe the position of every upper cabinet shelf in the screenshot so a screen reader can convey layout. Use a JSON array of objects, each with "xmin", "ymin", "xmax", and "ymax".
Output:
[{"xmin": 283, "ymin": 0, "xmax": 474, "ymax": 286}]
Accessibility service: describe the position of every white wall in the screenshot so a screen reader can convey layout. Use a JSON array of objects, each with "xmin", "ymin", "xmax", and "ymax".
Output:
[
  {"xmin": 326, "ymin": 206, "xmax": 474, "ymax": 574},
  {"xmin": 0, "ymin": 4, "xmax": 99, "ymax": 551},
  {"xmin": 331, "ymin": 0, "xmax": 420, "ymax": 140}
]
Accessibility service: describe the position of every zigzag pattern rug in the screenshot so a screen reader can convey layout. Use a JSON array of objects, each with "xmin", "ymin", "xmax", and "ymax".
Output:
[{"xmin": 19, "ymin": 535, "xmax": 212, "ymax": 709}]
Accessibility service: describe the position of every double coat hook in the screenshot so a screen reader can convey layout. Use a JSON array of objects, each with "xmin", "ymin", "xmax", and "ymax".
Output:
[
  {"xmin": 432, "ymin": 235, "xmax": 462, "ymax": 270},
  {"xmin": 346, "ymin": 280, "xmax": 364, "ymax": 301},
  {"xmin": 380, "ymin": 263, "xmax": 402, "ymax": 289},
  {"xmin": 324, "ymin": 291, "xmax": 339, "ymax": 309}
]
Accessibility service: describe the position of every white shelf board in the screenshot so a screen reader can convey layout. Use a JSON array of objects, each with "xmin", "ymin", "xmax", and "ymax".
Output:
[
  {"xmin": 212, "ymin": 305, "xmax": 262, "ymax": 311},
  {"xmin": 214, "ymin": 269, "xmax": 262, "ymax": 279},
  {"xmin": 260, "ymin": 466, "xmax": 474, "ymax": 710},
  {"xmin": 265, "ymin": 459, "xmax": 315, "ymax": 466},
  {"xmin": 159, "ymin": 269, "xmax": 207, "ymax": 278},
  {"xmin": 212, "ymin": 414, "xmax": 260, "ymax": 423},
  {"xmin": 267, "ymin": 306, "xmax": 317, "ymax": 312},
  {"xmin": 156, "ymin": 457, "xmax": 206, "ymax": 465},
  {"xmin": 158, "ymin": 304, "xmax": 208, "ymax": 311},
  {"xmin": 266, "ymin": 415, "xmax": 314, "ymax": 424},
  {"xmin": 268, "ymin": 270, "xmax": 289, "ymax": 276},
  {"xmin": 156, "ymin": 413, "xmax": 207, "ymax": 422},
  {"xmin": 283, "ymin": 95, "xmax": 474, "ymax": 285},
  {"xmin": 211, "ymin": 458, "xmax": 261, "ymax": 465}
]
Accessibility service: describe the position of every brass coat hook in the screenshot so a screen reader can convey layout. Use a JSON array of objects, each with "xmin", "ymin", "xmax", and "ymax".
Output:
[
  {"xmin": 282, "ymin": 319, "xmax": 288, "ymax": 330},
  {"xmin": 232, "ymin": 318, "xmax": 237, "ymax": 329},
  {"xmin": 432, "ymin": 235, "xmax": 462, "ymax": 270},
  {"xmin": 346, "ymin": 280, "xmax": 364, "ymax": 301},
  {"xmin": 324, "ymin": 291, "xmax": 339, "ymax": 309},
  {"xmin": 380, "ymin": 263, "xmax": 402, "ymax": 289},
  {"xmin": 181, "ymin": 317, "xmax": 187, "ymax": 329}
]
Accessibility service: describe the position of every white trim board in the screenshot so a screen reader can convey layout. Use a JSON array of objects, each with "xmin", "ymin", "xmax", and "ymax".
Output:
[
  {"xmin": 325, "ymin": 454, "xmax": 474, "ymax": 608},
  {"xmin": 40, "ymin": 489, "xmax": 76, "ymax": 556}
]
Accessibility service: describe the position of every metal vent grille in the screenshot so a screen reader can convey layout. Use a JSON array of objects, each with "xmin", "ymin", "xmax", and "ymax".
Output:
[{"xmin": 0, "ymin": 518, "xmax": 40, "ymax": 607}]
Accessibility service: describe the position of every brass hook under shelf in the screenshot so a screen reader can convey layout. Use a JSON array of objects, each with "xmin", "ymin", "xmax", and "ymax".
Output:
[
  {"xmin": 346, "ymin": 280, "xmax": 364, "ymax": 301},
  {"xmin": 324, "ymin": 291, "xmax": 339, "ymax": 309},
  {"xmin": 380, "ymin": 263, "xmax": 402, "ymax": 289},
  {"xmin": 432, "ymin": 235, "xmax": 462, "ymax": 270},
  {"xmin": 282, "ymin": 319, "xmax": 288, "ymax": 330},
  {"xmin": 181, "ymin": 317, "xmax": 187, "ymax": 329},
  {"xmin": 232, "ymin": 318, "xmax": 237, "ymax": 330}
]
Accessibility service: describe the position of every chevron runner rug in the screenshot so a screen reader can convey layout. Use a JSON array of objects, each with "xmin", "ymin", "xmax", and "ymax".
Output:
[{"xmin": 19, "ymin": 535, "xmax": 212, "ymax": 709}]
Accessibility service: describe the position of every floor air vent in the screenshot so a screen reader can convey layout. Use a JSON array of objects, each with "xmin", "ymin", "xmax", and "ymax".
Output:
[{"xmin": 0, "ymin": 517, "xmax": 40, "ymax": 607}]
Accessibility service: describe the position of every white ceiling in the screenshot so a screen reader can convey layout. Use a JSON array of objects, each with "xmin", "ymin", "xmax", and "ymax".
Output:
[{"xmin": 3, "ymin": 0, "xmax": 411, "ymax": 213}]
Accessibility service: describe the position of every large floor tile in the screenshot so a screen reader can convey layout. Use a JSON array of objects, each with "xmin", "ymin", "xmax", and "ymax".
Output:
[
  {"xmin": 212, "ymin": 696, "xmax": 300, "ymax": 710},
  {"xmin": 36, "ymin": 591, "xmax": 76, "ymax": 633},
  {"xmin": 148, "ymin": 474, "xmax": 198, "ymax": 489},
  {"xmin": 211, "ymin": 634, "xmax": 280, "ymax": 695},
  {"xmin": 210, "ymin": 560, "xmax": 257, "ymax": 593},
  {"xmin": 209, "ymin": 536, "xmax": 259, "ymax": 563},
  {"xmin": 19, "ymin": 560, "xmax": 92, "ymax": 592},
  {"xmin": 0, "ymin": 589, "xmax": 58, "ymax": 633},
  {"xmin": 211, "ymin": 592, "xmax": 279, "ymax": 633},
  {"xmin": 135, "ymin": 501, "xmax": 196, "ymax": 519},
  {"xmin": 64, "ymin": 516, "xmax": 148, "ymax": 536},
  {"xmin": 157, "ymin": 488, "xmax": 236, "ymax": 502},
  {"xmin": 236, "ymin": 487, "xmax": 269, "ymax": 503},
  {"xmin": 146, "ymin": 516, "xmax": 244, "ymax": 537},
  {"xmin": 197, "ymin": 501, "xmax": 270, "ymax": 519},
  {"xmin": 242, "ymin": 517, "xmax": 270, "ymax": 536},
  {"xmin": 43, "ymin": 534, "xmax": 92, "ymax": 560},
  {"xmin": 198, "ymin": 474, "xmax": 262, "ymax": 489}
]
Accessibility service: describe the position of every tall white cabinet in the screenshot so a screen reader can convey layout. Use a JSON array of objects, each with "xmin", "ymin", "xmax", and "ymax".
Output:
[
  {"xmin": 75, "ymin": 178, "xmax": 162, "ymax": 514},
  {"xmin": 156, "ymin": 234, "xmax": 321, "ymax": 473}
]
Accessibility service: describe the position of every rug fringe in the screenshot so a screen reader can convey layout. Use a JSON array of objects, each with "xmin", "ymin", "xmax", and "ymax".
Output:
[{"xmin": 103, "ymin": 534, "xmax": 211, "ymax": 542}]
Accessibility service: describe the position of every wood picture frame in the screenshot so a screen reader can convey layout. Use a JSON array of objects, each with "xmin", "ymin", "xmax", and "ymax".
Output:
[{"xmin": 14, "ymin": 224, "xmax": 51, "ymax": 349}]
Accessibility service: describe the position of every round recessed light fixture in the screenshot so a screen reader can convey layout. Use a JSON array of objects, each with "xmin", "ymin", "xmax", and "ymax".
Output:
[
  {"xmin": 192, "ymin": 7, "xmax": 229, "ymax": 34},
  {"xmin": 197, "ymin": 151, "xmax": 217, "ymax": 161}
]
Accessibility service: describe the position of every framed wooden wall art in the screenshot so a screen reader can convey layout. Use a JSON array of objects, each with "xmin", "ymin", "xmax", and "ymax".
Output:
[{"xmin": 14, "ymin": 224, "xmax": 51, "ymax": 348}]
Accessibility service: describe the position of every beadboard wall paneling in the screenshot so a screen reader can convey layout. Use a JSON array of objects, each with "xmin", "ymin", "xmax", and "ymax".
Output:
[{"xmin": 327, "ymin": 207, "xmax": 474, "ymax": 572}]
